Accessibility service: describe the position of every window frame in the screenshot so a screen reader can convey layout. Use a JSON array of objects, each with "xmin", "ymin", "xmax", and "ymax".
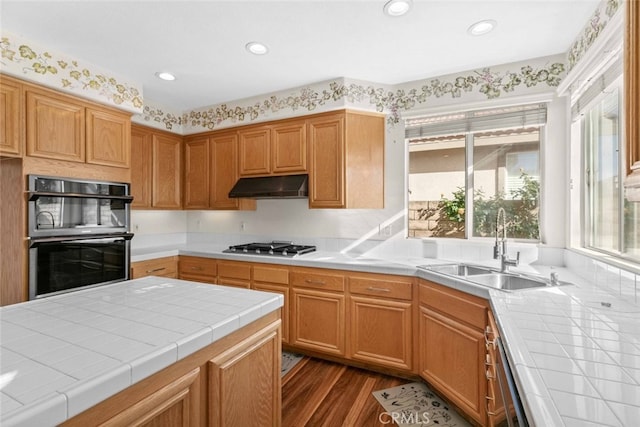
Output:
[{"xmin": 405, "ymin": 102, "xmax": 546, "ymax": 242}]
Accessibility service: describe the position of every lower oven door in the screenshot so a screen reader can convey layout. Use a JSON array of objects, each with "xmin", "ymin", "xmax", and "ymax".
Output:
[{"xmin": 29, "ymin": 233, "xmax": 133, "ymax": 299}]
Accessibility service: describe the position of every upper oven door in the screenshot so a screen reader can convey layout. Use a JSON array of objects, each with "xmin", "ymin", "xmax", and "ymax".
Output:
[
  {"xmin": 29, "ymin": 234, "xmax": 133, "ymax": 299},
  {"xmin": 28, "ymin": 175, "xmax": 133, "ymax": 237}
]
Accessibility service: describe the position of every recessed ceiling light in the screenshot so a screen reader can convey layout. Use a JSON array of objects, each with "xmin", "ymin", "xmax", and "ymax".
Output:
[
  {"xmin": 155, "ymin": 71, "xmax": 176, "ymax": 81},
  {"xmin": 383, "ymin": 0, "xmax": 412, "ymax": 17},
  {"xmin": 468, "ymin": 19, "xmax": 497, "ymax": 36},
  {"xmin": 246, "ymin": 41, "xmax": 269, "ymax": 55}
]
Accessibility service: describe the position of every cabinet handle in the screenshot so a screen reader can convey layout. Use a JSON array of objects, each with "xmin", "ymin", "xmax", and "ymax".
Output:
[
  {"xmin": 485, "ymin": 335, "xmax": 496, "ymax": 348},
  {"xmin": 366, "ymin": 286, "xmax": 391, "ymax": 293},
  {"xmin": 486, "ymin": 369, "xmax": 494, "ymax": 380},
  {"xmin": 146, "ymin": 267, "xmax": 166, "ymax": 273},
  {"xmin": 485, "ymin": 354, "xmax": 492, "ymax": 365},
  {"xmin": 485, "ymin": 395, "xmax": 495, "ymax": 401},
  {"xmin": 190, "ymin": 266, "xmax": 203, "ymax": 271},
  {"xmin": 305, "ymin": 279, "xmax": 326, "ymax": 286}
]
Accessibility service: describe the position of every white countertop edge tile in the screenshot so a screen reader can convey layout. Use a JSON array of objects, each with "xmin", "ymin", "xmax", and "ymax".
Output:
[
  {"xmin": 130, "ymin": 343, "xmax": 179, "ymax": 384},
  {"xmin": 61, "ymin": 363, "xmax": 132, "ymax": 419},
  {"xmin": 0, "ymin": 392, "xmax": 67, "ymax": 427}
]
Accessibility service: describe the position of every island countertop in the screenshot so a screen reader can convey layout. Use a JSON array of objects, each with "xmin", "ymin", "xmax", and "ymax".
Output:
[{"xmin": 0, "ymin": 276, "xmax": 283, "ymax": 427}]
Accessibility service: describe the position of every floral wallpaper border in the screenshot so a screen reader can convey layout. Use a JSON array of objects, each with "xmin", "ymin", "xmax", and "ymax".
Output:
[
  {"xmin": 172, "ymin": 58, "xmax": 566, "ymax": 133},
  {"xmin": 567, "ymin": 0, "xmax": 621, "ymax": 71},
  {"xmin": 1, "ymin": 32, "xmax": 143, "ymax": 113}
]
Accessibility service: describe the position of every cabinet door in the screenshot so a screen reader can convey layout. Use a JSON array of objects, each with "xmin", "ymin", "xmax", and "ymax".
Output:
[
  {"xmin": 208, "ymin": 321, "xmax": 281, "ymax": 427},
  {"xmin": 86, "ymin": 107, "xmax": 131, "ymax": 168},
  {"xmin": 210, "ymin": 133, "xmax": 255, "ymax": 210},
  {"xmin": 26, "ymin": 89, "xmax": 85, "ymax": 162},
  {"xmin": 253, "ymin": 264, "xmax": 290, "ymax": 345},
  {"xmin": 152, "ymin": 133, "xmax": 182, "ymax": 209},
  {"xmin": 308, "ymin": 114, "xmax": 344, "ymax": 208},
  {"xmin": 184, "ymin": 137, "xmax": 210, "ymax": 209},
  {"xmin": 238, "ymin": 126, "xmax": 270, "ymax": 176},
  {"xmin": 291, "ymin": 287, "xmax": 345, "ymax": 356},
  {"xmin": 419, "ymin": 306, "xmax": 485, "ymax": 425},
  {"xmin": 349, "ymin": 296, "xmax": 412, "ymax": 371},
  {"xmin": 272, "ymin": 121, "xmax": 307, "ymax": 174},
  {"xmin": 130, "ymin": 126, "xmax": 152, "ymax": 208},
  {"xmin": 100, "ymin": 368, "xmax": 200, "ymax": 427},
  {"xmin": 0, "ymin": 77, "xmax": 22, "ymax": 157}
]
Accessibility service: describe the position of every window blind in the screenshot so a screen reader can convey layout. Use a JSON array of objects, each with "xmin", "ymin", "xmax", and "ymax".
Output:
[
  {"xmin": 570, "ymin": 58, "xmax": 622, "ymax": 119},
  {"xmin": 405, "ymin": 103, "xmax": 547, "ymax": 140}
]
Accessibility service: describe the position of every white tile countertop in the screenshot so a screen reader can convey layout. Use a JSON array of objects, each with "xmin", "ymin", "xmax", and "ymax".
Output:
[
  {"xmin": 0, "ymin": 277, "xmax": 283, "ymax": 427},
  {"xmin": 130, "ymin": 243, "xmax": 640, "ymax": 427}
]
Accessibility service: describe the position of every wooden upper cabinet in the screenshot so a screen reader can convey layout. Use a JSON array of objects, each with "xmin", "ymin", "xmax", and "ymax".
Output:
[
  {"xmin": 152, "ymin": 133, "xmax": 182, "ymax": 209},
  {"xmin": 272, "ymin": 121, "xmax": 307, "ymax": 174},
  {"xmin": 211, "ymin": 132, "xmax": 256, "ymax": 210},
  {"xmin": 26, "ymin": 88, "xmax": 85, "ymax": 163},
  {"xmin": 238, "ymin": 126, "xmax": 271, "ymax": 176},
  {"xmin": 183, "ymin": 136, "xmax": 210, "ymax": 209},
  {"xmin": 130, "ymin": 126, "xmax": 152, "ymax": 208},
  {"xmin": 238, "ymin": 119, "xmax": 307, "ymax": 177},
  {"xmin": 0, "ymin": 76, "xmax": 23, "ymax": 157},
  {"xmin": 24, "ymin": 84, "xmax": 131, "ymax": 169},
  {"xmin": 85, "ymin": 106, "xmax": 131, "ymax": 168},
  {"xmin": 130, "ymin": 124, "xmax": 182, "ymax": 210},
  {"xmin": 308, "ymin": 114, "xmax": 344, "ymax": 208},
  {"xmin": 308, "ymin": 110, "xmax": 385, "ymax": 209}
]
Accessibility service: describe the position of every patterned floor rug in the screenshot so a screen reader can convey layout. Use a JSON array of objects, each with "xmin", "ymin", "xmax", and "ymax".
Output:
[
  {"xmin": 372, "ymin": 381, "xmax": 472, "ymax": 427},
  {"xmin": 281, "ymin": 351, "xmax": 304, "ymax": 377}
]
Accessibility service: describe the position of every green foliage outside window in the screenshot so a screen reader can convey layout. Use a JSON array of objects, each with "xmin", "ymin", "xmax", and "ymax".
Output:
[{"xmin": 439, "ymin": 171, "xmax": 540, "ymax": 239}]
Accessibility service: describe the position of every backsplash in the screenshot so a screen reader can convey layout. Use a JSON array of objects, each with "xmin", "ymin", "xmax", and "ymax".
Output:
[{"xmin": 565, "ymin": 250, "xmax": 639, "ymax": 305}]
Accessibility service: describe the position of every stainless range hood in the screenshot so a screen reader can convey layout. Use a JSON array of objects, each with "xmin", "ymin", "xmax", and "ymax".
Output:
[{"xmin": 228, "ymin": 174, "xmax": 308, "ymax": 199}]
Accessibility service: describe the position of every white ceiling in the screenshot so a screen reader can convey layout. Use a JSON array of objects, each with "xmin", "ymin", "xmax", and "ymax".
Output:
[{"xmin": 1, "ymin": 0, "xmax": 601, "ymax": 111}]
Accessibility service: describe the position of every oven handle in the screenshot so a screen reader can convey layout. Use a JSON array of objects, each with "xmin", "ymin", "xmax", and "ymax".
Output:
[
  {"xmin": 29, "ymin": 233, "xmax": 134, "ymax": 247},
  {"xmin": 28, "ymin": 191, "xmax": 133, "ymax": 202}
]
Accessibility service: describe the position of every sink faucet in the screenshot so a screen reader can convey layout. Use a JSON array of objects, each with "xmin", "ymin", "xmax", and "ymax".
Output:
[{"xmin": 493, "ymin": 207, "xmax": 520, "ymax": 272}]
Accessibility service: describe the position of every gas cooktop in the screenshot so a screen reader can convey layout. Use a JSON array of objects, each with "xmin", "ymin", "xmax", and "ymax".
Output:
[{"xmin": 223, "ymin": 241, "xmax": 316, "ymax": 257}]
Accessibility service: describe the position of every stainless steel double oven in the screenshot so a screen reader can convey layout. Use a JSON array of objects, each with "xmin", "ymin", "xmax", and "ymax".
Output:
[{"xmin": 28, "ymin": 175, "xmax": 134, "ymax": 299}]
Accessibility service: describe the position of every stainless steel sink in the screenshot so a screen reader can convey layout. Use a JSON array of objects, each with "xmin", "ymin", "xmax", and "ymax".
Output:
[
  {"xmin": 423, "ymin": 263, "xmax": 497, "ymax": 276},
  {"xmin": 420, "ymin": 263, "xmax": 571, "ymax": 291},
  {"xmin": 467, "ymin": 273, "xmax": 549, "ymax": 291}
]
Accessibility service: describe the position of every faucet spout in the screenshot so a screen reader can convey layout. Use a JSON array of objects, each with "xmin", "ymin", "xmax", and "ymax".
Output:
[{"xmin": 493, "ymin": 207, "xmax": 519, "ymax": 272}]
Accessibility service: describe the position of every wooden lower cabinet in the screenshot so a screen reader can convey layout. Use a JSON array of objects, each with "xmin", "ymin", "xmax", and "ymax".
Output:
[
  {"xmin": 418, "ymin": 279, "xmax": 488, "ymax": 426},
  {"xmin": 252, "ymin": 264, "xmax": 290, "ymax": 345},
  {"xmin": 131, "ymin": 256, "xmax": 178, "ymax": 279},
  {"xmin": 348, "ymin": 273, "xmax": 414, "ymax": 371},
  {"xmin": 100, "ymin": 368, "xmax": 200, "ymax": 427},
  {"xmin": 209, "ymin": 318, "xmax": 281, "ymax": 427},
  {"xmin": 62, "ymin": 312, "xmax": 281, "ymax": 427},
  {"xmin": 179, "ymin": 256, "xmax": 217, "ymax": 283},
  {"xmin": 349, "ymin": 296, "xmax": 413, "ymax": 371},
  {"xmin": 217, "ymin": 260, "xmax": 251, "ymax": 289}
]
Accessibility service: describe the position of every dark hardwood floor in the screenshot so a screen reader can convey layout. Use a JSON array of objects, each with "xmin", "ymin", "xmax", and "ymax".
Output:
[{"xmin": 281, "ymin": 357, "xmax": 406, "ymax": 427}]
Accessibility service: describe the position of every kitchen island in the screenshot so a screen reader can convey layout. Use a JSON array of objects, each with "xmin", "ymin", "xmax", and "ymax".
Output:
[{"xmin": 0, "ymin": 277, "xmax": 283, "ymax": 427}]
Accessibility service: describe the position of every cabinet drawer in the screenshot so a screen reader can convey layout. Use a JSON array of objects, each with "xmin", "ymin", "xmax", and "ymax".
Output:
[
  {"xmin": 179, "ymin": 256, "xmax": 217, "ymax": 279},
  {"xmin": 349, "ymin": 275, "xmax": 413, "ymax": 300},
  {"xmin": 291, "ymin": 268, "xmax": 345, "ymax": 292},
  {"xmin": 131, "ymin": 256, "xmax": 177, "ymax": 279},
  {"xmin": 253, "ymin": 264, "xmax": 289, "ymax": 285},
  {"xmin": 218, "ymin": 261, "xmax": 251, "ymax": 280},
  {"xmin": 419, "ymin": 280, "xmax": 487, "ymax": 329}
]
